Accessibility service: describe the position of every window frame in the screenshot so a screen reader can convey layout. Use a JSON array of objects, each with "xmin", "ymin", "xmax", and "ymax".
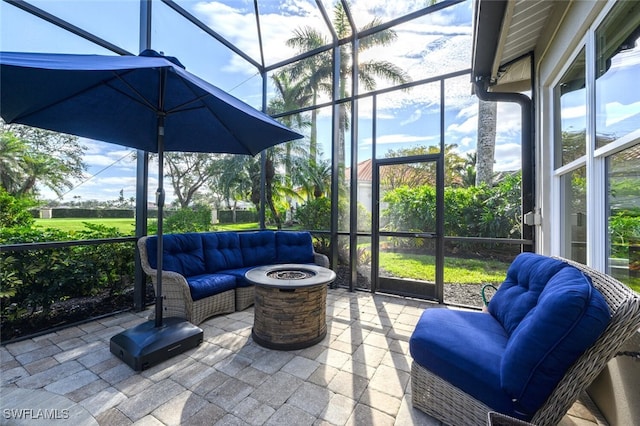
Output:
[{"xmin": 549, "ymin": 0, "xmax": 640, "ymax": 273}]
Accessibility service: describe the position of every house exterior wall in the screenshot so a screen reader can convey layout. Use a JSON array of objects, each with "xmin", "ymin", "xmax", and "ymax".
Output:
[{"xmin": 535, "ymin": 1, "xmax": 640, "ymax": 424}]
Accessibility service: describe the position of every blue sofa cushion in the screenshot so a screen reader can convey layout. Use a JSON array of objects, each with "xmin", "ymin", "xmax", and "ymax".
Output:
[
  {"xmin": 275, "ymin": 231, "xmax": 315, "ymax": 264},
  {"xmin": 219, "ymin": 267, "xmax": 255, "ymax": 287},
  {"xmin": 501, "ymin": 266, "xmax": 610, "ymax": 417},
  {"xmin": 240, "ymin": 231, "xmax": 276, "ymax": 267},
  {"xmin": 146, "ymin": 233, "xmax": 206, "ymax": 277},
  {"xmin": 187, "ymin": 273, "xmax": 236, "ymax": 301},
  {"xmin": 410, "ymin": 309, "xmax": 515, "ymax": 415},
  {"xmin": 202, "ymin": 232, "xmax": 243, "ymax": 273},
  {"xmin": 489, "ymin": 253, "xmax": 570, "ymax": 335}
]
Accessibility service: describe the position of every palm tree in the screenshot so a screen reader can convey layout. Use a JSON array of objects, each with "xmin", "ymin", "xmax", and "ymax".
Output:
[
  {"xmin": 268, "ymin": 71, "xmax": 312, "ymax": 189},
  {"xmin": 0, "ymin": 132, "xmax": 26, "ymax": 195},
  {"xmin": 461, "ymin": 152, "xmax": 477, "ymax": 187},
  {"xmin": 286, "ymin": 1, "xmax": 411, "ymax": 173},
  {"xmin": 213, "ymin": 155, "xmax": 254, "ymax": 222}
]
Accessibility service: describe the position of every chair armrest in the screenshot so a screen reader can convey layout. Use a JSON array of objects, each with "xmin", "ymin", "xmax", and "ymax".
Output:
[
  {"xmin": 137, "ymin": 236, "xmax": 193, "ymax": 302},
  {"xmin": 313, "ymin": 251, "xmax": 330, "ymax": 268}
]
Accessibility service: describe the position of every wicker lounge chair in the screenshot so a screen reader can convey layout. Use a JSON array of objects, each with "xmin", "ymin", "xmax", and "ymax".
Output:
[{"xmin": 411, "ymin": 257, "xmax": 640, "ymax": 426}]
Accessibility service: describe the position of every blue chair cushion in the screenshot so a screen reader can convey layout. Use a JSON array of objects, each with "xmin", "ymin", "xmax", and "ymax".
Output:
[
  {"xmin": 500, "ymin": 266, "xmax": 610, "ymax": 417},
  {"xmin": 146, "ymin": 233, "xmax": 206, "ymax": 277},
  {"xmin": 410, "ymin": 309, "xmax": 515, "ymax": 415},
  {"xmin": 489, "ymin": 253, "xmax": 570, "ymax": 335},
  {"xmin": 202, "ymin": 232, "xmax": 243, "ymax": 273},
  {"xmin": 275, "ymin": 231, "xmax": 315, "ymax": 264},
  {"xmin": 240, "ymin": 231, "xmax": 276, "ymax": 267},
  {"xmin": 186, "ymin": 273, "xmax": 236, "ymax": 301},
  {"xmin": 219, "ymin": 267, "xmax": 255, "ymax": 287}
]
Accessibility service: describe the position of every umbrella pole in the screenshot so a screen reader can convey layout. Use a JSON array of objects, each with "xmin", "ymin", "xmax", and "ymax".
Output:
[
  {"xmin": 155, "ymin": 114, "xmax": 165, "ymax": 328},
  {"xmin": 109, "ymin": 108, "xmax": 202, "ymax": 371}
]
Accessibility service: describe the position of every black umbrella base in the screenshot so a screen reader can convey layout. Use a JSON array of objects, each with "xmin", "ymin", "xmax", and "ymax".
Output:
[{"xmin": 110, "ymin": 317, "xmax": 203, "ymax": 371}]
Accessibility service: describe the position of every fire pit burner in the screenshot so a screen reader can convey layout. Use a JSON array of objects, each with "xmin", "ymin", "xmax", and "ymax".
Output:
[{"xmin": 267, "ymin": 269, "xmax": 316, "ymax": 280}]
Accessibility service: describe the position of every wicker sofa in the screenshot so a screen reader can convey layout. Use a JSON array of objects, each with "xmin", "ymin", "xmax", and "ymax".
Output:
[
  {"xmin": 409, "ymin": 253, "xmax": 640, "ymax": 426},
  {"xmin": 138, "ymin": 230, "xmax": 329, "ymax": 325}
]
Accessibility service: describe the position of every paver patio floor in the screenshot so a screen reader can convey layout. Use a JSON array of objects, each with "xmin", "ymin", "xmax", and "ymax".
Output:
[{"xmin": 1, "ymin": 288, "xmax": 598, "ymax": 425}]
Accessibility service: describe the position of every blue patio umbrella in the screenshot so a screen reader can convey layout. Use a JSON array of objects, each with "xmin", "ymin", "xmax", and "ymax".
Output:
[{"xmin": 0, "ymin": 50, "xmax": 303, "ymax": 369}]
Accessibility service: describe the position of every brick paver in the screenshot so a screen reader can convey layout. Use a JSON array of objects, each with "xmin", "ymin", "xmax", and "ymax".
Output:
[{"xmin": 0, "ymin": 288, "xmax": 597, "ymax": 426}]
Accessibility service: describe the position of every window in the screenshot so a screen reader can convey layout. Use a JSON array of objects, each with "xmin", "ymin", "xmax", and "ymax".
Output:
[
  {"xmin": 560, "ymin": 166, "xmax": 587, "ymax": 263},
  {"xmin": 595, "ymin": 2, "xmax": 640, "ymax": 148},
  {"xmin": 552, "ymin": 2, "xmax": 640, "ymax": 289},
  {"xmin": 555, "ymin": 48, "xmax": 586, "ymax": 168},
  {"xmin": 607, "ymin": 145, "xmax": 640, "ymax": 287}
]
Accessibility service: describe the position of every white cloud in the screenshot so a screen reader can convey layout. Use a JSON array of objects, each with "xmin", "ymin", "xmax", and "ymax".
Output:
[
  {"xmin": 362, "ymin": 133, "xmax": 438, "ymax": 146},
  {"xmin": 605, "ymin": 101, "xmax": 640, "ymax": 127},
  {"xmin": 193, "ymin": 0, "xmax": 332, "ymax": 69},
  {"xmin": 447, "ymin": 116, "xmax": 476, "ymax": 135},
  {"xmin": 458, "ymin": 136, "xmax": 474, "ymax": 150},
  {"xmin": 494, "ymin": 142, "xmax": 521, "ymax": 170},
  {"xmin": 401, "ymin": 109, "xmax": 422, "ymax": 126},
  {"xmin": 561, "ymin": 104, "xmax": 586, "ymax": 120},
  {"xmin": 457, "ymin": 102, "xmax": 478, "ymax": 120}
]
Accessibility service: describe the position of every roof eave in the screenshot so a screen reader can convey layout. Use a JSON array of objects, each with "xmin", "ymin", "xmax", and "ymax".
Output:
[{"xmin": 471, "ymin": 0, "xmax": 508, "ymax": 84}]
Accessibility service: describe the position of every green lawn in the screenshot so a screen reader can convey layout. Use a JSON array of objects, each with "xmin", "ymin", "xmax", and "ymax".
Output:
[
  {"xmin": 380, "ymin": 252, "xmax": 509, "ymax": 284},
  {"xmin": 35, "ymin": 218, "xmax": 137, "ymax": 234},
  {"xmin": 214, "ymin": 222, "xmax": 261, "ymax": 231},
  {"xmin": 34, "ymin": 219, "xmax": 274, "ymax": 234}
]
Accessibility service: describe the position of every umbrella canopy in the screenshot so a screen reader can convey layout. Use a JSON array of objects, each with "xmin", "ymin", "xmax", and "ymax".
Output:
[
  {"xmin": 0, "ymin": 50, "xmax": 303, "ymax": 330},
  {"xmin": 0, "ymin": 50, "xmax": 301, "ymax": 154}
]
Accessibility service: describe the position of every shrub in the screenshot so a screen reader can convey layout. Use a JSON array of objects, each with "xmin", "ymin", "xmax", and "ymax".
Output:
[
  {"xmin": 295, "ymin": 197, "xmax": 331, "ymax": 231},
  {"xmin": 161, "ymin": 204, "xmax": 212, "ymax": 233},
  {"xmin": 0, "ymin": 188, "xmax": 35, "ymax": 228},
  {"xmin": 0, "ymin": 224, "xmax": 135, "ymax": 320},
  {"xmin": 383, "ymin": 174, "xmax": 522, "ymax": 239}
]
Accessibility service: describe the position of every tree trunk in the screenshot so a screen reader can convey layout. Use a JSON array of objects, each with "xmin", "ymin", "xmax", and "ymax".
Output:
[
  {"xmin": 310, "ymin": 93, "xmax": 318, "ymax": 167},
  {"xmin": 265, "ymin": 157, "xmax": 281, "ymax": 229},
  {"xmin": 476, "ymin": 99, "xmax": 497, "ymax": 186}
]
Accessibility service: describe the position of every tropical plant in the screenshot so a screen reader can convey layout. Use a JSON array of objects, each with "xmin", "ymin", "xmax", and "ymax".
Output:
[
  {"xmin": 382, "ymin": 172, "xmax": 522, "ymax": 239},
  {"xmin": 285, "ymin": 0, "xmax": 411, "ymax": 173},
  {"xmin": 0, "ymin": 223, "xmax": 135, "ymax": 323},
  {"xmin": 0, "ymin": 123, "xmax": 86, "ymax": 198},
  {"xmin": 0, "ymin": 187, "xmax": 35, "ymax": 228},
  {"xmin": 212, "ymin": 155, "xmax": 255, "ymax": 212}
]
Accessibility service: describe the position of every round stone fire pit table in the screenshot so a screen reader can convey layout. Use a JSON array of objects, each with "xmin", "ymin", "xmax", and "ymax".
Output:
[{"xmin": 245, "ymin": 263, "xmax": 336, "ymax": 350}]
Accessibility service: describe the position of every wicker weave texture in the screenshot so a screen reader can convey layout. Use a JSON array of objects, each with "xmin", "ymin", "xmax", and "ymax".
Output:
[
  {"xmin": 487, "ymin": 411, "xmax": 534, "ymax": 426},
  {"xmin": 410, "ymin": 257, "xmax": 640, "ymax": 426},
  {"xmin": 189, "ymin": 289, "xmax": 235, "ymax": 325},
  {"xmin": 235, "ymin": 286, "xmax": 255, "ymax": 311},
  {"xmin": 411, "ymin": 361, "xmax": 490, "ymax": 426},
  {"xmin": 531, "ymin": 258, "xmax": 640, "ymax": 425}
]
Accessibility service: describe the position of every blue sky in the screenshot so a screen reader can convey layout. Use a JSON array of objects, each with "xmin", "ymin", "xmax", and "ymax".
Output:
[{"xmin": 1, "ymin": 0, "xmax": 524, "ymax": 204}]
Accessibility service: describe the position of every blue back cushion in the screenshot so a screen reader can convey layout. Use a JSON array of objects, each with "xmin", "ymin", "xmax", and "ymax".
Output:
[
  {"xmin": 489, "ymin": 253, "xmax": 570, "ymax": 335},
  {"xmin": 240, "ymin": 231, "xmax": 276, "ymax": 267},
  {"xmin": 202, "ymin": 232, "xmax": 243, "ymax": 272},
  {"xmin": 275, "ymin": 231, "xmax": 315, "ymax": 264},
  {"xmin": 145, "ymin": 233, "xmax": 205, "ymax": 277},
  {"xmin": 500, "ymin": 266, "xmax": 610, "ymax": 416}
]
